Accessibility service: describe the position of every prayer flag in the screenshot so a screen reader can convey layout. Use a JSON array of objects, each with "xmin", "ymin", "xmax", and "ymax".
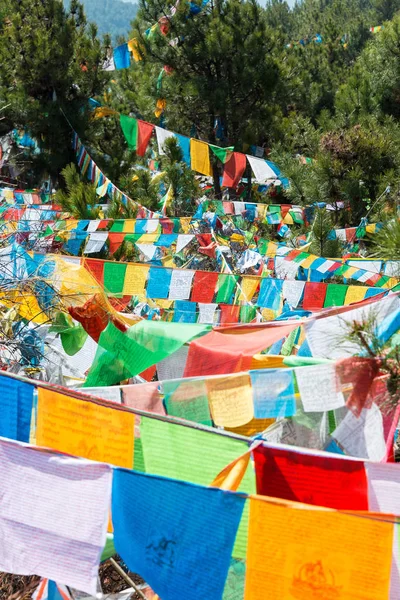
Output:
[
  {"xmin": 112, "ymin": 469, "xmax": 245, "ymax": 600},
  {"xmin": 206, "ymin": 373, "xmax": 254, "ymax": 427},
  {"xmin": 250, "ymin": 369, "xmax": 295, "ymax": 418},
  {"xmin": 113, "ymin": 43, "xmax": 131, "ymax": 69},
  {"xmin": 245, "ymin": 495, "xmax": 393, "ymax": 600},
  {"xmin": 258, "ymin": 278, "xmax": 283, "ymax": 310},
  {"xmin": 246, "ymin": 155, "xmax": 277, "ymax": 183},
  {"xmin": 302, "ymin": 282, "xmax": 327, "ymax": 310},
  {"xmin": 163, "ymin": 378, "xmax": 212, "ymax": 425},
  {"xmin": 0, "ymin": 439, "xmax": 111, "ymax": 594},
  {"xmin": 191, "ymin": 271, "xmax": 219, "ymax": 303},
  {"xmin": 37, "ymin": 388, "xmax": 135, "ymax": 468},
  {"xmin": 222, "ymin": 153, "xmax": 247, "ymax": 188},
  {"xmin": 190, "ymin": 139, "xmax": 213, "ymax": 177},
  {"xmin": 210, "ymin": 145, "xmax": 234, "ymax": 163},
  {"xmin": 0, "ymin": 374, "xmax": 34, "ymax": 442},
  {"xmin": 120, "ymin": 116, "xmax": 154, "ymax": 156},
  {"xmin": 253, "ymin": 444, "xmax": 369, "ymax": 509}
]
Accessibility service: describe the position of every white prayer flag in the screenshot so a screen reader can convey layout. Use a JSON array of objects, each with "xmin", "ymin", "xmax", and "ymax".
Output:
[
  {"xmin": 168, "ymin": 270, "xmax": 194, "ymax": 300},
  {"xmin": 155, "ymin": 126, "xmax": 176, "ymax": 155},
  {"xmin": 0, "ymin": 438, "xmax": 112, "ymax": 594},
  {"xmin": 247, "ymin": 156, "xmax": 277, "ymax": 183},
  {"xmin": 296, "ymin": 363, "xmax": 345, "ymax": 412}
]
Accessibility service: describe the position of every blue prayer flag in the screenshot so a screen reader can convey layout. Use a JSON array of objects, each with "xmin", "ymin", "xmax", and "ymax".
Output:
[
  {"xmin": 176, "ymin": 134, "xmax": 191, "ymax": 166},
  {"xmin": 154, "ymin": 234, "xmax": 178, "ymax": 247},
  {"xmin": 113, "ymin": 43, "xmax": 131, "ymax": 69},
  {"xmin": 173, "ymin": 300, "xmax": 197, "ymax": 323},
  {"xmin": 146, "ymin": 267, "xmax": 172, "ymax": 298},
  {"xmin": 112, "ymin": 469, "xmax": 246, "ymax": 600},
  {"xmin": 257, "ymin": 278, "xmax": 283, "ymax": 310},
  {"xmin": 250, "ymin": 369, "xmax": 296, "ymax": 418},
  {"xmin": 0, "ymin": 375, "xmax": 34, "ymax": 442}
]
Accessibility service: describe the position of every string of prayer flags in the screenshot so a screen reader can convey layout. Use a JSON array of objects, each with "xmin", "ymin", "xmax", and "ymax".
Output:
[
  {"xmin": 112, "ymin": 469, "xmax": 246, "ymax": 600},
  {"xmin": 0, "ymin": 438, "xmax": 112, "ymax": 594},
  {"xmin": 245, "ymin": 495, "xmax": 393, "ymax": 600},
  {"xmin": 0, "ymin": 374, "xmax": 34, "ymax": 442},
  {"xmin": 222, "ymin": 152, "xmax": 247, "ymax": 188},
  {"xmin": 253, "ymin": 444, "xmax": 369, "ymax": 509},
  {"xmin": 119, "ymin": 115, "xmax": 154, "ymax": 156},
  {"xmin": 36, "ymin": 388, "xmax": 135, "ymax": 468}
]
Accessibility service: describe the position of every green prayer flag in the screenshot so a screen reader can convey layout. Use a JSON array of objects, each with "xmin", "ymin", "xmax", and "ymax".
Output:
[
  {"xmin": 49, "ymin": 312, "xmax": 88, "ymax": 356},
  {"xmin": 283, "ymin": 356, "xmax": 332, "ymax": 368},
  {"xmin": 240, "ymin": 305, "xmax": 257, "ymax": 323},
  {"xmin": 210, "ymin": 144, "xmax": 234, "ymax": 164},
  {"xmin": 163, "ymin": 379, "xmax": 212, "ymax": 426},
  {"xmin": 324, "ymin": 284, "xmax": 348, "ymax": 307},
  {"xmin": 84, "ymin": 320, "xmax": 210, "ymax": 387},
  {"xmin": 120, "ymin": 114, "xmax": 138, "ymax": 150},
  {"xmin": 100, "ymin": 534, "xmax": 116, "ymax": 562},
  {"xmin": 257, "ymin": 239, "xmax": 269, "ymax": 256},
  {"xmin": 216, "ymin": 274, "xmax": 239, "ymax": 303},
  {"xmin": 140, "ymin": 416, "xmax": 255, "ymax": 558},
  {"xmin": 110, "ymin": 220, "xmax": 125, "ymax": 232},
  {"xmin": 103, "ymin": 262, "xmax": 127, "ymax": 295}
]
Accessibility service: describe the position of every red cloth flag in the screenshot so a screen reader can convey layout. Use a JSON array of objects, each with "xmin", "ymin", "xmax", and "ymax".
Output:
[
  {"xmin": 191, "ymin": 271, "xmax": 219, "ymax": 303},
  {"xmin": 222, "ymin": 153, "xmax": 247, "ymax": 188},
  {"xmin": 302, "ymin": 282, "xmax": 327, "ymax": 310},
  {"xmin": 137, "ymin": 120, "xmax": 154, "ymax": 156},
  {"xmin": 183, "ymin": 322, "xmax": 298, "ymax": 376},
  {"xmin": 253, "ymin": 444, "xmax": 369, "ymax": 510}
]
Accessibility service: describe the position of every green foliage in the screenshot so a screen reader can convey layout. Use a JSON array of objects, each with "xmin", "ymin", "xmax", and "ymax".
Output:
[
  {"xmin": 0, "ymin": 0, "xmax": 110, "ymax": 180},
  {"xmin": 55, "ymin": 163, "xmax": 101, "ymax": 218},
  {"xmin": 370, "ymin": 219, "xmax": 400, "ymax": 261},
  {"xmin": 309, "ymin": 208, "xmax": 343, "ymax": 257}
]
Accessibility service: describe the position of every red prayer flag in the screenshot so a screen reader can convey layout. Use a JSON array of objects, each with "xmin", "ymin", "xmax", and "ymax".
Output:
[
  {"xmin": 253, "ymin": 444, "xmax": 369, "ymax": 510},
  {"xmin": 108, "ymin": 233, "xmax": 125, "ymax": 255},
  {"xmin": 222, "ymin": 153, "xmax": 247, "ymax": 188},
  {"xmin": 137, "ymin": 120, "xmax": 154, "ymax": 157},
  {"xmin": 219, "ymin": 304, "xmax": 240, "ymax": 325},
  {"xmin": 84, "ymin": 259, "xmax": 104, "ymax": 285},
  {"xmin": 191, "ymin": 271, "xmax": 219, "ymax": 303},
  {"xmin": 302, "ymin": 282, "xmax": 327, "ymax": 310},
  {"xmin": 183, "ymin": 322, "xmax": 298, "ymax": 376},
  {"xmin": 160, "ymin": 218, "xmax": 174, "ymax": 234}
]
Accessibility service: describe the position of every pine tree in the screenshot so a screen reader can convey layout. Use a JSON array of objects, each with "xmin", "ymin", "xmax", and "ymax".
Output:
[{"xmin": 0, "ymin": 0, "xmax": 110, "ymax": 182}]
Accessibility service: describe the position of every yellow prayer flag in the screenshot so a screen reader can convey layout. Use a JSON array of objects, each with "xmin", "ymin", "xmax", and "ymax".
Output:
[
  {"xmin": 384, "ymin": 277, "xmax": 399, "ymax": 288},
  {"xmin": 122, "ymin": 220, "xmax": 136, "ymax": 233},
  {"xmin": 155, "ymin": 298, "xmax": 174, "ymax": 309},
  {"xmin": 17, "ymin": 294, "xmax": 49, "ymax": 324},
  {"xmin": 210, "ymin": 451, "xmax": 251, "ymax": 491},
  {"xmin": 37, "ymin": 388, "xmax": 135, "ymax": 468},
  {"xmin": 190, "ymin": 139, "xmax": 213, "ymax": 177},
  {"xmin": 162, "ymin": 256, "xmax": 176, "ymax": 268},
  {"xmin": 136, "ymin": 233, "xmax": 160, "ymax": 244},
  {"xmin": 250, "ymin": 354, "xmax": 285, "ymax": 369},
  {"xmin": 239, "ymin": 277, "xmax": 259, "ymax": 303},
  {"xmin": 366, "ymin": 224, "xmax": 376, "ymax": 233},
  {"xmin": 283, "ymin": 212, "xmax": 294, "ymax": 225},
  {"xmin": 91, "ymin": 107, "xmax": 118, "ymax": 119},
  {"xmin": 127, "ymin": 38, "xmax": 143, "ymax": 61},
  {"xmin": 261, "ymin": 308, "xmax": 278, "ymax": 321},
  {"xmin": 180, "ymin": 217, "xmax": 192, "ymax": 233},
  {"xmin": 206, "ymin": 373, "xmax": 254, "ymax": 427},
  {"xmin": 65, "ymin": 220, "xmax": 78, "ymax": 231},
  {"xmin": 300, "ymin": 254, "xmax": 316, "ymax": 269},
  {"xmin": 344, "ymin": 286, "xmax": 368, "ymax": 305},
  {"xmin": 123, "ymin": 264, "xmax": 149, "ymax": 296},
  {"xmin": 245, "ymin": 496, "xmax": 393, "ymax": 600}
]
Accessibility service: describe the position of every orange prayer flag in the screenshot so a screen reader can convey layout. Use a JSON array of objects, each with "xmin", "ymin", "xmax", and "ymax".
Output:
[
  {"xmin": 245, "ymin": 495, "xmax": 393, "ymax": 600},
  {"xmin": 36, "ymin": 388, "xmax": 135, "ymax": 468}
]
